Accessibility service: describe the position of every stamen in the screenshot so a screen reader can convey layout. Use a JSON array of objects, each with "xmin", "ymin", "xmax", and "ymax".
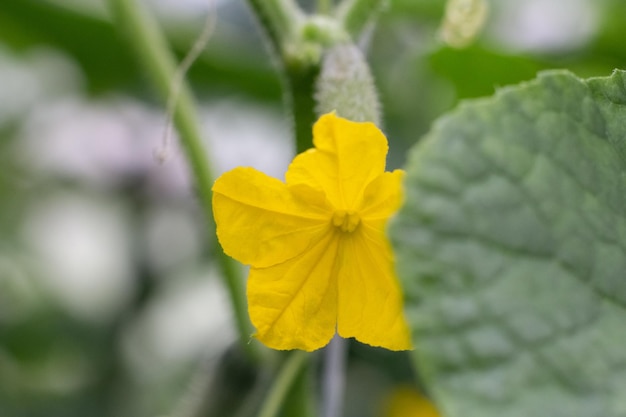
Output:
[{"xmin": 332, "ymin": 210, "xmax": 361, "ymax": 232}]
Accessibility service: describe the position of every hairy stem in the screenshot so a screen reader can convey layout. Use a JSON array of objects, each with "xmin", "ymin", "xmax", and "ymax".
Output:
[{"xmin": 107, "ymin": 0, "xmax": 259, "ymax": 363}]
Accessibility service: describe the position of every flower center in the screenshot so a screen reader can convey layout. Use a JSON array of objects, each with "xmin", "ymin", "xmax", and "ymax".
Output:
[{"xmin": 332, "ymin": 210, "xmax": 361, "ymax": 233}]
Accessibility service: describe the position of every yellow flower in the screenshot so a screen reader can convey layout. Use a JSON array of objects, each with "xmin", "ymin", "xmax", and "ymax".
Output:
[
  {"xmin": 383, "ymin": 386, "xmax": 440, "ymax": 417},
  {"xmin": 212, "ymin": 112, "xmax": 411, "ymax": 351}
]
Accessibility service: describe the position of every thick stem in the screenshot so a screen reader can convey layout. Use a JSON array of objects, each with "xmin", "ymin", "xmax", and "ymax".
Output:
[
  {"xmin": 244, "ymin": 0, "xmax": 305, "ymax": 54},
  {"xmin": 244, "ymin": 0, "xmax": 318, "ymax": 153},
  {"xmin": 287, "ymin": 63, "xmax": 321, "ymax": 153},
  {"xmin": 106, "ymin": 0, "xmax": 259, "ymax": 363}
]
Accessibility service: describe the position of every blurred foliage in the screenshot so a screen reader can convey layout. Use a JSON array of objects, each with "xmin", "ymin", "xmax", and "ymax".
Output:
[
  {"xmin": 1, "ymin": 0, "xmax": 625, "ymax": 416},
  {"xmin": 0, "ymin": 0, "xmax": 282, "ymax": 98}
]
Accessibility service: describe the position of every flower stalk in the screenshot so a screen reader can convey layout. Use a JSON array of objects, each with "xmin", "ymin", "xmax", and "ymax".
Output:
[
  {"xmin": 321, "ymin": 335, "xmax": 347, "ymax": 417},
  {"xmin": 258, "ymin": 351, "xmax": 310, "ymax": 417}
]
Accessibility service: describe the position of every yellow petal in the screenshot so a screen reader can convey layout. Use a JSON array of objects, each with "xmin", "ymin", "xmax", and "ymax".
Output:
[
  {"xmin": 212, "ymin": 167, "xmax": 330, "ymax": 268},
  {"xmin": 360, "ymin": 170, "xmax": 405, "ymax": 220},
  {"xmin": 286, "ymin": 113, "xmax": 389, "ymax": 209},
  {"xmin": 383, "ymin": 386, "xmax": 441, "ymax": 417},
  {"xmin": 247, "ymin": 228, "xmax": 340, "ymax": 351},
  {"xmin": 336, "ymin": 225, "xmax": 412, "ymax": 350}
]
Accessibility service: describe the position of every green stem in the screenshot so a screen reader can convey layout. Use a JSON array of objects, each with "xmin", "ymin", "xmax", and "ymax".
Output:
[
  {"xmin": 287, "ymin": 64, "xmax": 321, "ymax": 153},
  {"xmin": 107, "ymin": 0, "xmax": 259, "ymax": 363},
  {"xmin": 258, "ymin": 352, "xmax": 310, "ymax": 417},
  {"xmin": 244, "ymin": 0, "xmax": 304, "ymax": 54},
  {"xmin": 244, "ymin": 0, "xmax": 321, "ymax": 154},
  {"xmin": 336, "ymin": 0, "xmax": 387, "ymax": 38}
]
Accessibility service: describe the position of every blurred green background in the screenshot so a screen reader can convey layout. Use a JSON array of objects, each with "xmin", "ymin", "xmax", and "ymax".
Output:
[{"xmin": 1, "ymin": 0, "xmax": 625, "ymax": 416}]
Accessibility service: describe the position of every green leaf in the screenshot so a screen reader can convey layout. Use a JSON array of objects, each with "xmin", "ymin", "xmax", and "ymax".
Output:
[
  {"xmin": 390, "ymin": 70, "xmax": 626, "ymax": 417},
  {"xmin": 429, "ymin": 46, "xmax": 545, "ymax": 100}
]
